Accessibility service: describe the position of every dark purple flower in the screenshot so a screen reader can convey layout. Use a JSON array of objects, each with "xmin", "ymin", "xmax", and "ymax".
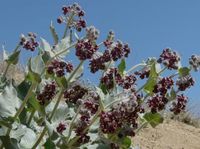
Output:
[
  {"xmin": 64, "ymin": 85, "xmax": 88, "ymax": 104},
  {"xmin": 176, "ymin": 75, "xmax": 195, "ymax": 91},
  {"xmin": 170, "ymin": 94, "xmax": 188, "ymax": 115},
  {"xmin": 157, "ymin": 48, "xmax": 180, "ymax": 70},
  {"xmin": 75, "ymin": 39, "xmax": 98, "ymax": 60},
  {"xmin": 148, "ymin": 95, "xmax": 168, "ymax": 113},
  {"xmin": 20, "ymin": 33, "xmax": 39, "ymax": 51},
  {"xmin": 56, "ymin": 122, "xmax": 66, "ymax": 134},
  {"xmin": 37, "ymin": 82, "xmax": 56, "ymax": 105}
]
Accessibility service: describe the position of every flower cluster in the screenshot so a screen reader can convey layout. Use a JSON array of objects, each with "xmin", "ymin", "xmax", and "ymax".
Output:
[
  {"xmin": 148, "ymin": 95, "xmax": 168, "ymax": 113},
  {"xmin": 83, "ymin": 92, "xmax": 100, "ymax": 114},
  {"xmin": 56, "ymin": 122, "xmax": 66, "ymax": 134},
  {"xmin": 75, "ymin": 39, "xmax": 98, "ymax": 60},
  {"xmin": 118, "ymin": 74, "xmax": 137, "ymax": 89},
  {"xmin": 153, "ymin": 77, "xmax": 174, "ymax": 95},
  {"xmin": 100, "ymin": 96, "xmax": 143, "ymax": 135},
  {"xmin": 37, "ymin": 82, "xmax": 56, "ymax": 105},
  {"xmin": 134, "ymin": 67, "xmax": 150, "ymax": 79},
  {"xmin": 100, "ymin": 68, "xmax": 121, "ymax": 90},
  {"xmin": 89, "ymin": 32, "xmax": 131, "ymax": 73},
  {"xmin": 74, "ymin": 90, "xmax": 100, "ymax": 145},
  {"xmin": 86, "ymin": 26, "xmax": 100, "ymax": 41},
  {"xmin": 176, "ymin": 75, "xmax": 195, "ymax": 91},
  {"xmin": 189, "ymin": 55, "xmax": 200, "ymax": 71},
  {"xmin": 89, "ymin": 50, "xmax": 111, "ymax": 73},
  {"xmin": 110, "ymin": 41, "xmax": 131, "ymax": 61},
  {"xmin": 157, "ymin": 48, "xmax": 180, "ymax": 70},
  {"xmin": 100, "ymin": 68, "xmax": 136, "ymax": 90},
  {"xmin": 170, "ymin": 94, "xmax": 188, "ymax": 114},
  {"xmin": 57, "ymin": 3, "xmax": 86, "ymax": 32},
  {"xmin": 20, "ymin": 32, "xmax": 39, "ymax": 51},
  {"xmin": 47, "ymin": 60, "xmax": 73, "ymax": 77},
  {"xmin": 64, "ymin": 84, "xmax": 88, "ymax": 104},
  {"xmin": 103, "ymin": 31, "xmax": 115, "ymax": 48}
]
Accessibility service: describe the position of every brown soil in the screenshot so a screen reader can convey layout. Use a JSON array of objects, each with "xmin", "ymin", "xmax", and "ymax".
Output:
[{"xmin": 133, "ymin": 120, "xmax": 200, "ymax": 149}]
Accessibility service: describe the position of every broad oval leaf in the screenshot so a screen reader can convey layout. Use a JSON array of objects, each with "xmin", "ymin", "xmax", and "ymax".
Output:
[
  {"xmin": 178, "ymin": 67, "xmax": 191, "ymax": 77},
  {"xmin": 118, "ymin": 58, "xmax": 126, "ymax": 75},
  {"xmin": 26, "ymin": 58, "xmax": 41, "ymax": 83},
  {"xmin": 31, "ymin": 54, "xmax": 45, "ymax": 75},
  {"xmin": 143, "ymin": 112, "xmax": 163, "ymax": 128},
  {"xmin": 53, "ymin": 36, "xmax": 71, "ymax": 58},
  {"xmin": 0, "ymin": 83, "xmax": 21, "ymax": 118}
]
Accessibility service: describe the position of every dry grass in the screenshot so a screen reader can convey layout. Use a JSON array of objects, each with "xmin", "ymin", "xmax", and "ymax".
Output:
[{"xmin": 169, "ymin": 110, "xmax": 200, "ymax": 128}]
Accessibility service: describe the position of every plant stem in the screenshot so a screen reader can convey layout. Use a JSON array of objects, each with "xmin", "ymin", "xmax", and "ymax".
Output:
[
  {"xmin": 63, "ymin": 13, "xmax": 74, "ymax": 39},
  {"xmin": 66, "ymin": 106, "xmax": 81, "ymax": 143},
  {"xmin": 67, "ymin": 95, "xmax": 106, "ymax": 145},
  {"xmin": 49, "ymin": 42, "xmax": 77, "ymax": 62},
  {"xmin": 158, "ymin": 66, "xmax": 167, "ymax": 75},
  {"xmin": 136, "ymin": 83, "xmax": 146, "ymax": 94},
  {"xmin": 66, "ymin": 95, "xmax": 105, "ymax": 144},
  {"xmin": 127, "ymin": 63, "xmax": 146, "ymax": 73},
  {"xmin": 13, "ymin": 83, "xmax": 36, "ymax": 121},
  {"xmin": 49, "ymin": 89, "xmax": 64, "ymax": 121},
  {"xmin": 27, "ymin": 109, "xmax": 36, "ymax": 126},
  {"xmin": 135, "ymin": 121, "xmax": 148, "ymax": 134},
  {"xmin": 31, "ymin": 127, "xmax": 47, "ymax": 149},
  {"xmin": 63, "ymin": 24, "xmax": 69, "ymax": 39},
  {"xmin": 2, "ymin": 63, "xmax": 10, "ymax": 79},
  {"xmin": 31, "ymin": 89, "xmax": 64, "ymax": 148},
  {"xmin": 68, "ymin": 109, "xmax": 101, "ymax": 147},
  {"xmin": 68, "ymin": 60, "xmax": 84, "ymax": 82}
]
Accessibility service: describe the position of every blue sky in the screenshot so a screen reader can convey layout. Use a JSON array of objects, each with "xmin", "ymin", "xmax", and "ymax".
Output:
[{"xmin": 0, "ymin": 0, "xmax": 200, "ymax": 108}]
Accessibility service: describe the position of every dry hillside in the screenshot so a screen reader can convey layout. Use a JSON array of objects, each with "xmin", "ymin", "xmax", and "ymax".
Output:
[{"xmin": 134, "ymin": 120, "xmax": 200, "ymax": 149}]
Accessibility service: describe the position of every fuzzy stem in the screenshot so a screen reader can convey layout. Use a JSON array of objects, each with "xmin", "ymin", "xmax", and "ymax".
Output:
[
  {"xmin": 31, "ymin": 89, "xmax": 64, "ymax": 148},
  {"xmin": 66, "ymin": 106, "xmax": 81, "ymax": 143},
  {"xmin": 49, "ymin": 89, "xmax": 64, "ymax": 121},
  {"xmin": 136, "ymin": 83, "xmax": 146, "ymax": 94},
  {"xmin": 2, "ymin": 63, "xmax": 11, "ymax": 79},
  {"xmin": 31, "ymin": 127, "xmax": 47, "ymax": 149},
  {"xmin": 127, "ymin": 63, "xmax": 146, "ymax": 73},
  {"xmin": 158, "ymin": 66, "xmax": 167, "ymax": 75},
  {"xmin": 49, "ymin": 42, "xmax": 76, "ymax": 61},
  {"xmin": 63, "ymin": 13, "xmax": 74, "ymax": 39},
  {"xmin": 27, "ymin": 109, "xmax": 36, "ymax": 126},
  {"xmin": 68, "ymin": 95, "xmax": 106, "ymax": 147},
  {"xmin": 68, "ymin": 60, "xmax": 84, "ymax": 82},
  {"xmin": 135, "ymin": 121, "xmax": 148, "ymax": 134},
  {"xmin": 67, "ymin": 109, "xmax": 101, "ymax": 147},
  {"xmin": 13, "ymin": 83, "xmax": 36, "ymax": 121}
]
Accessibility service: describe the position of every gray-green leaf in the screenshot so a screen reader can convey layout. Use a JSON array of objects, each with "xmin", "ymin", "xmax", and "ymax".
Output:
[
  {"xmin": 0, "ymin": 83, "xmax": 21, "ymax": 118},
  {"xmin": 144, "ymin": 112, "xmax": 163, "ymax": 128},
  {"xmin": 178, "ymin": 67, "xmax": 191, "ymax": 77},
  {"xmin": 118, "ymin": 58, "xmax": 126, "ymax": 75}
]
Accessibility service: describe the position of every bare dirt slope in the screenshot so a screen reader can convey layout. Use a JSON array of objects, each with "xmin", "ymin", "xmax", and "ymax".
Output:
[{"xmin": 134, "ymin": 120, "xmax": 200, "ymax": 149}]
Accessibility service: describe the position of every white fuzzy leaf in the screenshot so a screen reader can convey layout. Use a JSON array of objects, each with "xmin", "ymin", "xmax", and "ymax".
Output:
[
  {"xmin": 31, "ymin": 54, "xmax": 45, "ymax": 75},
  {"xmin": 0, "ymin": 83, "xmax": 21, "ymax": 118},
  {"xmin": 53, "ymin": 36, "xmax": 71, "ymax": 58}
]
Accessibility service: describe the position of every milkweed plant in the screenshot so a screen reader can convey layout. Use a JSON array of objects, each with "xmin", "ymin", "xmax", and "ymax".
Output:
[{"xmin": 0, "ymin": 3, "xmax": 200, "ymax": 149}]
